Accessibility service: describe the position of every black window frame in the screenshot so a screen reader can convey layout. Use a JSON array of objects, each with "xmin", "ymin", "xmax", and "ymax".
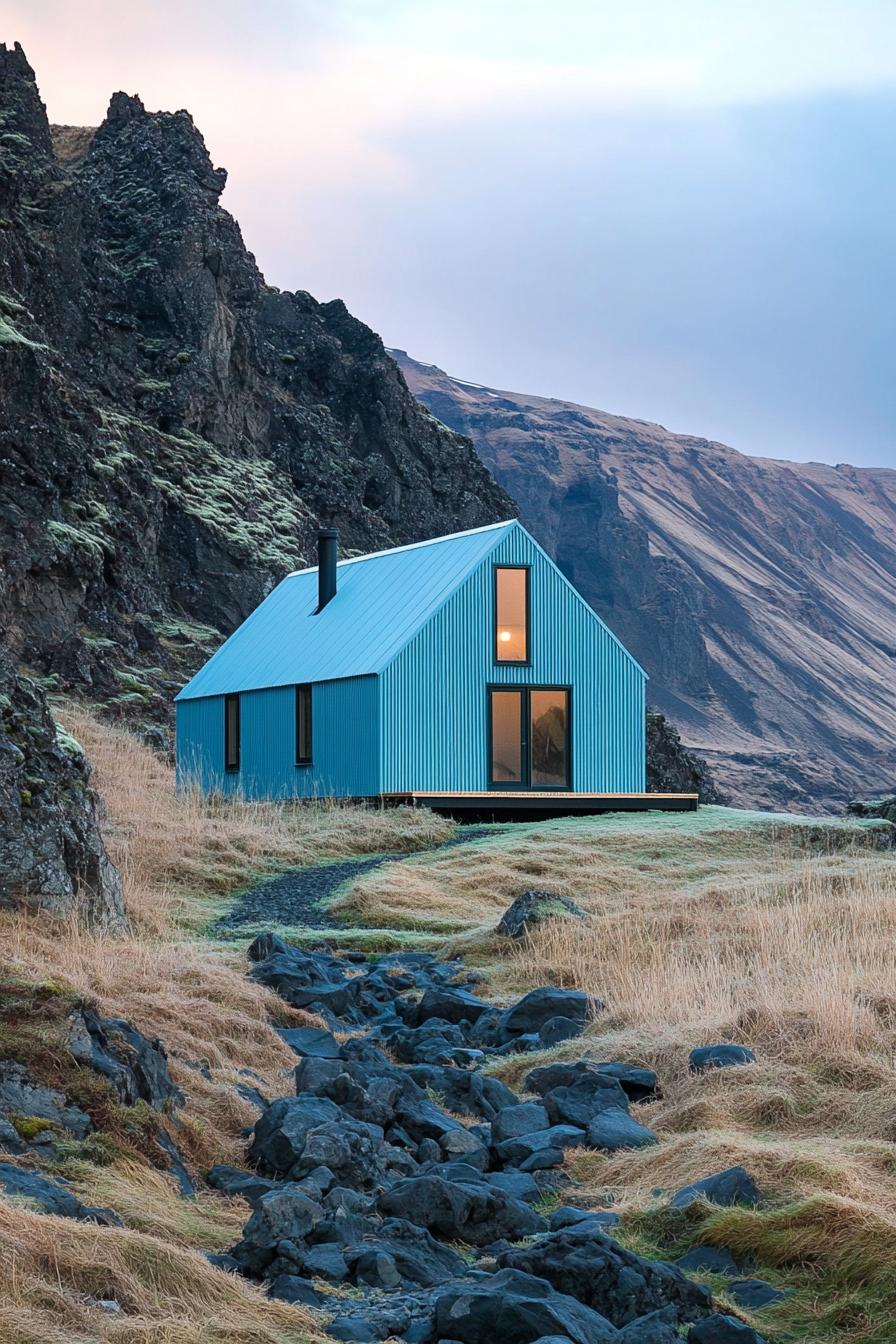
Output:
[
  {"xmin": 493, "ymin": 564, "xmax": 531, "ymax": 665},
  {"xmin": 295, "ymin": 683, "xmax": 313, "ymax": 766},
  {"xmin": 224, "ymin": 693, "xmax": 240, "ymax": 773},
  {"xmin": 486, "ymin": 684, "xmax": 572, "ymax": 790}
]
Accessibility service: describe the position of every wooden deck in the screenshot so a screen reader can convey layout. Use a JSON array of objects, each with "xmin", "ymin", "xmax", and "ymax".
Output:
[{"xmin": 382, "ymin": 791, "xmax": 699, "ymax": 820}]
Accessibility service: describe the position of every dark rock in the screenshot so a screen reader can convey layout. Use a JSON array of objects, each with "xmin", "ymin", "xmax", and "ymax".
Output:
[
  {"xmin": 0, "ymin": 664, "xmax": 123, "ymax": 929},
  {"xmin": 525, "ymin": 1062, "xmax": 626, "ymax": 1106},
  {"xmin": 347, "ymin": 1216, "xmax": 468, "ymax": 1287},
  {"xmin": 377, "ymin": 1174, "xmax": 547, "ymax": 1247},
  {"xmin": 156, "ymin": 1130, "xmax": 196, "ymax": 1196},
  {"xmin": 249, "ymin": 1095, "xmax": 342, "ymax": 1175},
  {"xmin": 689, "ymin": 1045, "xmax": 756, "ymax": 1073},
  {"xmin": 206, "ymin": 1252, "xmax": 242, "ymax": 1273},
  {"xmin": 727, "ymin": 1279, "xmax": 788, "ymax": 1309},
  {"xmin": 267, "ymin": 1274, "xmax": 324, "ymax": 1305},
  {"xmin": 496, "ymin": 891, "xmax": 589, "ymax": 940},
  {"xmin": 618, "ymin": 1307, "xmax": 681, "ymax": 1341},
  {"xmin": 593, "ymin": 1062, "xmax": 659, "ymax": 1104},
  {"xmin": 417, "ymin": 986, "xmax": 490, "ymax": 1026},
  {"xmin": 0, "ymin": 1059, "xmax": 92, "ymax": 1138},
  {"xmin": 406, "ymin": 1066, "xmax": 519, "ymax": 1122},
  {"xmin": 0, "ymin": 1161, "xmax": 121, "ymax": 1225},
  {"xmin": 324, "ymin": 1185, "xmax": 375, "ymax": 1216},
  {"xmin": 549, "ymin": 1206, "xmax": 620, "ymax": 1232},
  {"xmin": 327, "ymin": 1317, "xmax": 377, "ymax": 1343},
  {"xmin": 586, "ymin": 1109, "xmax": 658, "ymax": 1152},
  {"xmin": 500, "ymin": 989, "xmax": 595, "ymax": 1039},
  {"xmin": 538, "ymin": 1017, "xmax": 584, "ymax": 1047},
  {"xmin": 69, "ymin": 1008, "xmax": 182, "ymax": 1111},
  {"xmin": 395, "ymin": 1097, "xmax": 466, "ymax": 1145},
  {"xmin": 670, "ymin": 1168, "xmax": 761, "ymax": 1210},
  {"xmin": 302, "ymin": 1243, "xmax": 349, "ymax": 1281},
  {"xmin": 676, "ymin": 1247, "xmax": 741, "ymax": 1276},
  {"xmin": 296, "ymin": 1118, "xmax": 388, "ymax": 1188},
  {"xmin": 0, "ymin": 1114, "xmax": 26, "ymax": 1154},
  {"xmin": 543, "ymin": 1079, "xmax": 629, "ymax": 1129},
  {"xmin": 688, "ymin": 1316, "xmax": 768, "ymax": 1343},
  {"xmin": 250, "ymin": 951, "xmax": 351, "ymax": 1014},
  {"xmin": 488, "ymin": 1170, "xmax": 542, "ymax": 1204},
  {"xmin": 277, "ymin": 1026, "xmax": 343, "ymax": 1059},
  {"xmin": 235, "ymin": 1082, "xmax": 271, "ymax": 1111},
  {"xmin": 491, "ymin": 1102, "xmax": 550, "ymax": 1143},
  {"xmin": 387, "ymin": 1022, "xmax": 478, "ymax": 1067},
  {"xmin": 438, "ymin": 1128, "xmax": 489, "ymax": 1169},
  {"xmin": 247, "ymin": 932, "xmax": 291, "ymax": 962},
  {"xmin": 230, "ymin": 1184, "xmax": 324, "ymax": 1274},
  {"xmin": 206, "ymin": 1164, "xmax": 281, "ymax": 1206},
  {"xmin": 495, "ymin": 1125, "xmax": 587, "ymax": 1168},
  {"xmin": 497, "ymin": 1225, "xmax": 711, "ymax": 1327},
  {"xmin": 432, "ymin": 1267, "xmax": 619, "ymax": 1344}
]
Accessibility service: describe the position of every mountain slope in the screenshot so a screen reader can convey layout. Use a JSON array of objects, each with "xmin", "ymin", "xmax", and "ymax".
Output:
[
  {"xmin": 394, "ymin": 351, "xmax": 896, "ymax": 809},
  {"xmin": 0, "ymin": 44, "xmax": 512, "ymax": 713}
]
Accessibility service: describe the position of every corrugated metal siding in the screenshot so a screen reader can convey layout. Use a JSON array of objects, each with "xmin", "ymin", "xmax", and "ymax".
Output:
[
  {"xmin": 379, "ymin": 527, "xmax": 645, "ymax": 792},
  {"xmin": 175, "ymin": 676, "xmax": 379, "ymax": 799},
  {"xmin": 176, "ymin": 521, "xmax": 516, "ymax": 700}
]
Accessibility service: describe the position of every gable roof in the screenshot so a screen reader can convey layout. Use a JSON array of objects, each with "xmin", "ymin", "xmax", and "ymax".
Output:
[{"xmin": 175, "ymin": 520, "xmax": 518, "ymax": 701}]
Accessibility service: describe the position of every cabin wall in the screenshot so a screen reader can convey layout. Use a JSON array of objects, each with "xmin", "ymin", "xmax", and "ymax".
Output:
[
  {"xmin": 379, "ymin": 527, "xmax": 646, "ymax": 792},
  {"xmin": 176, "ymin": 675, "xmax": 379, "ymax": 799}
]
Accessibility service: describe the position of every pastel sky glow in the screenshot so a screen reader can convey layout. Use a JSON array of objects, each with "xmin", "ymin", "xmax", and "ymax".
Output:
[{"xmin": 4, "ymin": 0, "xmax": 895, "ymax": 465}]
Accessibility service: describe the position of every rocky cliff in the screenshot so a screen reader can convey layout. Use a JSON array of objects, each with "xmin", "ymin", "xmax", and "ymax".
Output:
[
  {"xmin": 0, "ymin": 43, "xmax": 512, "ymax": 716},
  {"xmin": 0, "ymin": 659, "xmax": 123, "ymax": 929},
  {"xmin": 395, "ymin": 352, "xmax": 896, "ymax": 809}
]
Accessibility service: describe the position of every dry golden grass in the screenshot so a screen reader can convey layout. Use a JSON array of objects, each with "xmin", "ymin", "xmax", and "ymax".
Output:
[
  {"xmin": 338, "ymin": 811, "xmax": 896, "ymax": 1339},
  {"xmin": 0, "ymin": 1201, "xmax": 322, "ymax": 1343},
  {"xmin": 333, "ymin": 810, "xmax": 879, "ymax": 933},
  {"xmin": 0, "ymin": 704, "xmax": 453, "ymax": 1339},
  {"xmin": 5, "ymin": 701, "xmax": 895, "ymax": 1341},
  {"xmin": 58, "ymin": 700, "xmax": 451, "ymax": 935}
]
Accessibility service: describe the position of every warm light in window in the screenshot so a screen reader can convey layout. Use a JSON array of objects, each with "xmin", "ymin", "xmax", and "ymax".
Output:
[{"xmin": 499, "ymin": 629, "xmax": 512, "ymax": 643}]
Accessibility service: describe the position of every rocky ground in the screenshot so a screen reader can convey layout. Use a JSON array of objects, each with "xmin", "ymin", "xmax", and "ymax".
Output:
[
  {"xmin": 0, "ymin": 897, "xmax": 772, "ymax": 1343},
  {"xmin": 207, "ymin": 920, "xmax": 776, "ymax": 1343}
]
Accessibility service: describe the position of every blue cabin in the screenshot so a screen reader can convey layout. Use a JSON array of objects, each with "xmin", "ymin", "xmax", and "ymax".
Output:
[{"xmin": 175, "ymin": 520, "xmax": 649, "ymax": 802}]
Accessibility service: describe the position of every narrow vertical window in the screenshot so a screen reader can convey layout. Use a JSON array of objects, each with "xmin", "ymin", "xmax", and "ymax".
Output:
[
  {"xmin": 224, "ymin": 693, "xmax": 240, "ymax": 772},
  {"xmin": 296, "ymin": 684, "xmax": 312, "ymax": 764},
  {"xmin": 495, "ymin": 566, "xmax": 529, "ymax": 662},
  {"xmin": 490, "ymin": 689, "xmax": 523, "ymax": 784}
]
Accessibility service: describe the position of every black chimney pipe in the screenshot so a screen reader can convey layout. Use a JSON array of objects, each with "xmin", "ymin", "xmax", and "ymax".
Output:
[{"xmin": 317, "ymin": 529, "xmax": 339, "ymax": 611}]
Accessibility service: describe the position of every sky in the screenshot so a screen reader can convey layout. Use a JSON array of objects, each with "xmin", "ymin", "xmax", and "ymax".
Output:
[{"xmin": 4, "ymin": 1, "xmax": 896, "ymax": 466}]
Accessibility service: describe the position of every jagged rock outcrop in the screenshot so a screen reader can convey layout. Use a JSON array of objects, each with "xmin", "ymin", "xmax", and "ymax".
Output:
[
  {"xmin": 847, "ymin": 794, "xmax": 896, "ymax": 823},
  {"xmin": 395, "ymin": 351, "xmax": 896, "ymax": 810},
  {"xmin": 647, "ymin": 711, "xmax": 725, "ymax": 803},
  {"xmin": 0, "ymin": 44, "xmax": 512, "ymax": 722},
  {"xmin": 0, "ymin": 660, "xmax": 124, "ymax": 928}
]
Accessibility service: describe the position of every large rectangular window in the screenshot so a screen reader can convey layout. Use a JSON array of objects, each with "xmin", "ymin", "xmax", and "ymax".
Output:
[
  {"xmin": 224, "ymin": 693, "xmax": 240, "ymax": 772},
  {"xmin": 530, "ymin": 688, "xmax": 569, "ymax": 787},
  {"xmin": 295, "ymin": 684, "xmax": 312, "ymax": 765},
  {"xmin": 495, "ymin": 566, "xmax": 529, "ymax": 662},
  {"xmin": 487, "ymin": 686, "xmax": 570, "ymax": 790}
]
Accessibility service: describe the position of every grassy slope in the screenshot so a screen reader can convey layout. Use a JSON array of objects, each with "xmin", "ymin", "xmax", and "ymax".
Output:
[
  {"xmin": 333, "ymin": 807, "xmax": 896, "ymax": 1343},
  {"xmin": 3, "ymin": 705, "xmax": 895, "ymax": 1341},
  {"xmin": 1, "ymin": 704, "xmax": 450, "ymax": 1344}
]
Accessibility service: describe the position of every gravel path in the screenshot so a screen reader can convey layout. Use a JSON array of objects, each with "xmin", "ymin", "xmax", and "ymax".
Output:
[{"xmin": 215, "ymin": 826, "xmax": 493, "ymax": 932}]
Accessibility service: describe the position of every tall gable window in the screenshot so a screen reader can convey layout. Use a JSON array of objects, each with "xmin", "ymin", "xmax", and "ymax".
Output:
[
  {"xmin": 224, "ymin": 693, "xmax": 240, "ymax": 772},
  {"xmin": 495, "ymin": 566, "xmax": 530, "ymax": 663},
  {"xmin": 296, "ymin": 684, "xmax": 312, "ymax": 765}
]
